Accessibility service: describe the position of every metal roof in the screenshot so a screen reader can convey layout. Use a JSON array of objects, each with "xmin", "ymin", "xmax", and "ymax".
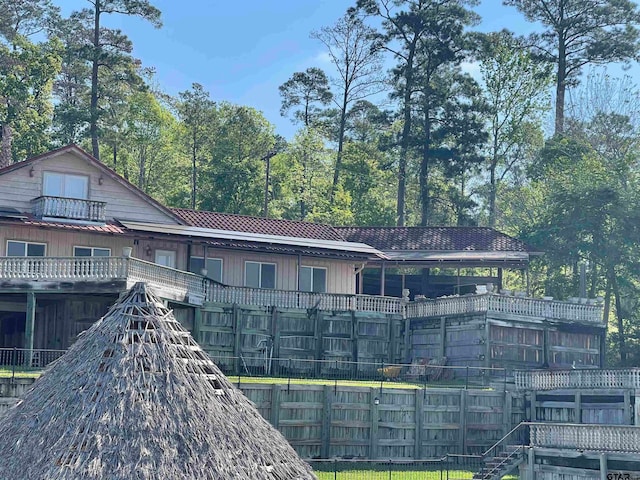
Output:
[{"xmin": 119, "ymin": 220, "xmax": 387, "ymax": 258}]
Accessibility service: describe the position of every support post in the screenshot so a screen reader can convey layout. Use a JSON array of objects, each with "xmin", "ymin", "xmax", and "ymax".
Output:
[
  {"xmin": 380, "ymin": 264, "xmax": 386, "ymax": 296},
  {"xmin": 270, "ymin": 384, "xmax": 281, "ymax": 428},
  {"xmin": 232, "ymin": 304, "xmax": 241, "ymax": 375},
  {"xmin": 321, "ymin": 385, "xmax": 332, "ymax": 458},
  {"xmin": 193, "ymin": 307, "xmax": 202, "ymax": 344},
  {"xmin": 370, "ymin": 387, "xmax": 379, "ymax": 459},
  {"xmin": 439, "ymin": 317, "xmax": 446, "ymax": 359},
  {"xmin": 414, "ymin": 388, "xmax": 423, "ymax": 459},
  {"xmin": 599, "ymin": 453, "xmax": 608, "ymax": 480},
  {"xmin": 574, "ymin": 391, "xmax": 582, "ymax": 423},
  {"xmin": 459, "ymin": 389, "xmax": 467, "ymax": 454},
  {"xmin": 24, "ymin": 292, "xmax": 36, "ymax": 367},
  {"xmin": 634, "ymin": 389, "xmax": 640, "ymax": 425},
  {"xmin": 624, "ymin": 389, "xmax": 632, "ymax": 425}
]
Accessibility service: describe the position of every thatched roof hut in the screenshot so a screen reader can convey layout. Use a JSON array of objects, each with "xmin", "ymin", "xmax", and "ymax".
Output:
[{"xmin": 0, "ymin": 283, "xmax": 317, "ymax": 479}]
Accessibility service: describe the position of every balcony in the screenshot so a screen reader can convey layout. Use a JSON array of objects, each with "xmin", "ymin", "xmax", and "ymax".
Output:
[
  {"xmin": 31, "ymin": 196, "xmax": 106, "ymax": 222},
  {"xmin": 0, "ymin": 256, "xmax": 605, "ymax": 322}
]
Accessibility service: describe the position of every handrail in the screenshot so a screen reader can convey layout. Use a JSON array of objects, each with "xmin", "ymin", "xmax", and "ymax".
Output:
[
  {"xmin": 514, "ymin": 368, "xmax": 640, "ymax": 390},
  {"xmin": 482, "ymin": 421, "xmax": 528, "ymax": 458},
  {"xmin": 527, "ymin": 422, "xmax": 640, "ymax": 453}
]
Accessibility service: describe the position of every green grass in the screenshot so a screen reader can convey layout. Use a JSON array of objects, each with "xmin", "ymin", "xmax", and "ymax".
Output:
[
  {"xmin": 0, "ymin": 368, "xmax": 41, "ymax": 378},
  {"xmin": 310, "ymin": 466, "xmax": 475, "ymax": 480}
]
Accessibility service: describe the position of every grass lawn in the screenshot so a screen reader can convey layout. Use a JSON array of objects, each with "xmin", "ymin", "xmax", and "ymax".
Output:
[
  {"xmin": 0, "ymin": 368, "xmax": 41, "ymax": 378},
  {"xmin": 310, "ymin": 465, "xmax": 474, "ymax": 480}
]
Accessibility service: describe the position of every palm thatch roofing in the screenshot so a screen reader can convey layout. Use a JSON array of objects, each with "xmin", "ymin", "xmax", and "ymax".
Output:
[{"xmin": 0, "ymin": 283, "xmax": 317, "ymax": 480}]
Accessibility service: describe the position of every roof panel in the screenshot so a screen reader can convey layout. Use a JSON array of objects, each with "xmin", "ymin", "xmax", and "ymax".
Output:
[{"xmin": 119, "ymin": 220, "xmax": 386, "ymax": 258}]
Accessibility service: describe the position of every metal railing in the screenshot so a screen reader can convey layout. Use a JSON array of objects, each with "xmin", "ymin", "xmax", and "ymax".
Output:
[
  {"xmin": 514, "ymin": 368, "xmax": 640, "ymax": 390},
  {"xmin": 528, "ymin": 422, "xmax": 640, "ymax": 453},
  {"xmin": 0, "ymin": 348, "xmax": 66, "ymax": 378},
  {"xmin": 307, "ymin": 457, "xmax": 483, "ymax": 480},
  {"xmin": 208, "ymin": 355, "xmax": 508, "ymax": 390},
  {"xmin": 31, "ymin": 195, "xmax": 106, "ymax": 222}
]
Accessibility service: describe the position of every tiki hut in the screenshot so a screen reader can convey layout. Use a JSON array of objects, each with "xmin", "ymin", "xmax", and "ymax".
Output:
[{"xmin": 0, "ymin": 283, "xmax": 317, "ymax": 479}]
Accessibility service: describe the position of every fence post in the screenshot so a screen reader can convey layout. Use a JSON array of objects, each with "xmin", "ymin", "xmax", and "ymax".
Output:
[
  {"xmin": 465, "ymin": 366, "xmax": 469, "ymax": 390},
  {"xmin": 370, "ymin": 387, "xmax": 380, "ymax": 459},
  {"xmin": 321, "ymin": 385, "xmax": 332, "ymax": 459},
  {"xmin": 11, "ymin": 346, "xmax": 17, "ymax": 382},
  {"xmin": 414, "ymin": 388, "xmax": 424, "ymax": 459},
  {"xmin": 232, "ymin": 304, "xmax": 241, "ymax": 375}
]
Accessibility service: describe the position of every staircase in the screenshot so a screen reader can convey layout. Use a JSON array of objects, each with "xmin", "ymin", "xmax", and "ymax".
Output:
[{"xmin": 471, "ymin": 423, "xmax": 528, "ymax": 480}]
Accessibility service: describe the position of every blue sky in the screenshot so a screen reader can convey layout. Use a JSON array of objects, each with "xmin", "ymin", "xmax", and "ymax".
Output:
[{"xmin": 55, "ymin": 1, "xmax": 538, "ymax": 138}]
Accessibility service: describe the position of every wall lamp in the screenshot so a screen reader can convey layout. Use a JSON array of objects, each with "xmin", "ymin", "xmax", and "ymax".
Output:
[
  {"xmin": 145, "ymin": 245, "xmax": 152, "ymax": 257},
  {"xmin": 98, "ymin": 175, "xmax": 104, "ymax": 185},
  {"xmin": 29, "ymin": 166, "xmax": 35, "ymax": 177}
]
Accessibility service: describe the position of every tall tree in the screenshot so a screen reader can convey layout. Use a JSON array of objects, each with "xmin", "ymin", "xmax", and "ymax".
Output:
[
  {"xmin": 356, "ymin": 0, "xmax": 479, "ymax": 225},
  {"xmin": 83, "ymin": 0, "xmax": 161, "ymax": 159},
  {"xmin": 176, "ymin": 83, "xmax": 216, "ymax": 210},
  {"xmin": 505, "ymin": 0, "xmax": 640, "ymax": 135},
  {"xmin": 311, "ymin": 12, "xmax": 383, "ymax": 203},
  {"xmin": 479, "ymin": 31, "xmax": 552, "ymax": 227},
  {"xmin": 279, "ymin": 67, "xmax": 333, "ymax": 127}
]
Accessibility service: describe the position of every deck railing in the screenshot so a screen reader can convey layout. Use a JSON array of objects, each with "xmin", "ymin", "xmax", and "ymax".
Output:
[
  {"xmin": 529, "ymin": 423, "xmax": 640, "ymax": 453},
  {"xmin": 407, "ymin": 293, "xmax": 603, "ymax": 324},
  {"xmin": 515, "ymin": 368, "xmax": 640, "ymax": 391},
  {"xmin": 31, "ymin": 196, "xmax": 106, "ymax": 222},
  {"xmin": 0, "ymin": 256, "xmax": 604, "ymax": 321},
  {"xmin": 207, "ymin": 284, "xmax": 403, "ymax": 314}
]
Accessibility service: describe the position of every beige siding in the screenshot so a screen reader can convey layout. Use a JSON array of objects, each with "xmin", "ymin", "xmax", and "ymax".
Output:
[
  {"xmin": 190, "ymin": 245, "xmax": 357, "ymax": 294},
  {"xmin": 0, "ymin": 151, "xmax": 178, "ymax": 224}
]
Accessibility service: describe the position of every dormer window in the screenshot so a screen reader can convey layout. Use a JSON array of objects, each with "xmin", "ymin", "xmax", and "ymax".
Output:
[{"xmin": 43, "ymin": 172, "xmax": 89, "ymax": 199}]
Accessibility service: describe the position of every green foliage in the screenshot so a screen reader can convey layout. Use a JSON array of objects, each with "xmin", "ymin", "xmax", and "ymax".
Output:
[
  {"xmin": 505, "ymin": 0, "xmax": 640, "ymax": 133},
  {"xmin": 0, "ymin": 34, "xmax": 62, "ymax": 165},
  {"xmin": 279, "ymin": 67, "xmax": 333, "ymax": 127}
]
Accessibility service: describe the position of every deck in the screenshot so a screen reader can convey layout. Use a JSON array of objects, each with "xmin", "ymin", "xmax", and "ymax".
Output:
[{"xmin": 0, "ymin": 256, "xmax": 604, "ymax": 323}]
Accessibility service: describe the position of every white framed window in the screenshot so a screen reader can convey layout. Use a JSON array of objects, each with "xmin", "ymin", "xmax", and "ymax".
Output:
[
  {"xmin": 245, "ymin": 261, "xmax": 276, "ymax": 289},
  {"xmin": 300, "ymin": 266, "xmax": 327, "ymax": 293},
  {"xmin": 74, "ymin": 246, "xmax": 111, "ymax": 257},
  {"xmin": 189, "ymin": 256, "xmax": 223, "ymax": 283},
  {"xmin": 43, "ymin": 172, "xmax": 89, "ymax": 199},
  {"xmin": 6, "ymin": 240, "xmax": 46, "ymax": 257},
  {"xmin": 155, "ymin": 249, "xmax": 176, "ymax": 268}
]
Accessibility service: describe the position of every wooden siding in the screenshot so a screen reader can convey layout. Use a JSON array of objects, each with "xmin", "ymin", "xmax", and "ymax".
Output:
[
  {"xmin": 190, "ymin": 245, "xmax": 357, "ymax": 294},
  {"xmin": 0, "ymin": 151, "xmax": 177, "ymax": 224}
]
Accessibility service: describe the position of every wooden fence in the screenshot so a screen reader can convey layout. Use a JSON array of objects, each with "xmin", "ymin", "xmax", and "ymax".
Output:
[{"xmin": 241, "ymin": 384, "xmax": 523, "ymax": 459}]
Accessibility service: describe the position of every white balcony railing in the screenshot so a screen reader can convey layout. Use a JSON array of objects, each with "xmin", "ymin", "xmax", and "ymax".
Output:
[
  {"xmin": 529, "ymin": 423, "xmax": 640, "ymax": 453},
  {"xmin": 0, "ymin": 256, "xmax": 606, "ymax": 322},
  {"xmin": 31, "ymin": 196, "xmax": 106, "ymax": 222},
  {"xmin": 406, "ymin": 293, "xmax": 603, "ymax": 324},
  {"xmin": 515, "ymin": 368, "xmax": 640, "ymax": 391}
]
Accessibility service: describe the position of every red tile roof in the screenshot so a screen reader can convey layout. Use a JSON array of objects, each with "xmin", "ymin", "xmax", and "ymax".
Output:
[
  {"xmin": 172, "ymin": 208, "xmax": 345, "ymax": 241},
  {"xmin": 335, "ymin": 226, "xmax": 533, "ymax": 252}
]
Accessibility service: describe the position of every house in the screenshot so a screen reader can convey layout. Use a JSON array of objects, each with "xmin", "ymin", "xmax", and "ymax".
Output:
[{"xmin": 0, "ymin": 145, "xmax": 605, "ymax": 373}]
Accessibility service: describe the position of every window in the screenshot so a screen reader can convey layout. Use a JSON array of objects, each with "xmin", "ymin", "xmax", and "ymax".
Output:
[
  {"xmin": 74, "ymin": 247, "xmax": 111, "ymax": 257},
  {"xmin": 155, "ymin": 250, "xmax": 176, "ymax": 268},
  {"xmin": 189, "ymin": 256, "xmax": 223, "ymax": 283},
  {"xmin": 245, "ymin": 261, "xmax": 276, "ymax": 289},
  {"xmin": 6, "ymin": 241, "xmax": 46, "ymax": 257},
  {"xmin": 299, "ymin": 266, "xmax": 327, "ymax": 293},
  {"xmin": 43, "ymin": 172, "xmax": 89, "ymax": 199}
]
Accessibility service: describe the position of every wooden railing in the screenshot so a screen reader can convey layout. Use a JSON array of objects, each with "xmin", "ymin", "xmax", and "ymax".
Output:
[
  {"xmin": 515, "ymin": 368, "xmax": 640, "ymax": 391},
  {"xmin": 0, "ymin": 256, "xmax": 606, "ymax": 321},
  {"xmin": 31, "ymin": 196, "xmax": 106, "ymax": 222},
  {"xmin": 207, "ymin": 284, "xmax": 404, "ymax": 314},
  {"xmin": 529, "ymin": 423, "xmax": 640, "ymax": 453},
  {"xmin": 407, "ymin": 293, "xmax": 603, "ymax": 324}
]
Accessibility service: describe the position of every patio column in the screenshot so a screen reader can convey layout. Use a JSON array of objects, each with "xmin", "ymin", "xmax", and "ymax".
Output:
[
  {"xmin": 380, "ymin": 263, "xmax": 386, "ymax": 296},
  {"xmin": 24, "ymin": 292, "xmax": 36, "ymax": 366}
]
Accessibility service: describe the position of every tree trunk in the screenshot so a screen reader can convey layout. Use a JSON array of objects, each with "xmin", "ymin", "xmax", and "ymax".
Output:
[
  {"xmin": 610, "ymin": 268, "xmax": 627, "ymax": 364},
  {"xmin": 488, "ymin": 124, "xmax": 499, "ymax": 227},
  {"xmin": 0, "ymin": 124, "xmax": 13, "ymax": 168},
  {"xmin": 397, "ymin": 44, "xmax": 417, "ymax": 227},
  {"xmin": 420, "ymin": 105, "xmax": 431, "ymax": 227},
  {"xmin": 191, "ymin": 128, "xmax": 197, "ymax": 209},
  {"xmin": 331, "ymin": 89, "xmax": 349, "ymax": 203},
  {"xmin": 554, "ymin": 33, "xmax": 566, "ymax": 136},
  {"xmin": 90, "ymin": 1, "xmax": 101, "ymax": 160}
]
